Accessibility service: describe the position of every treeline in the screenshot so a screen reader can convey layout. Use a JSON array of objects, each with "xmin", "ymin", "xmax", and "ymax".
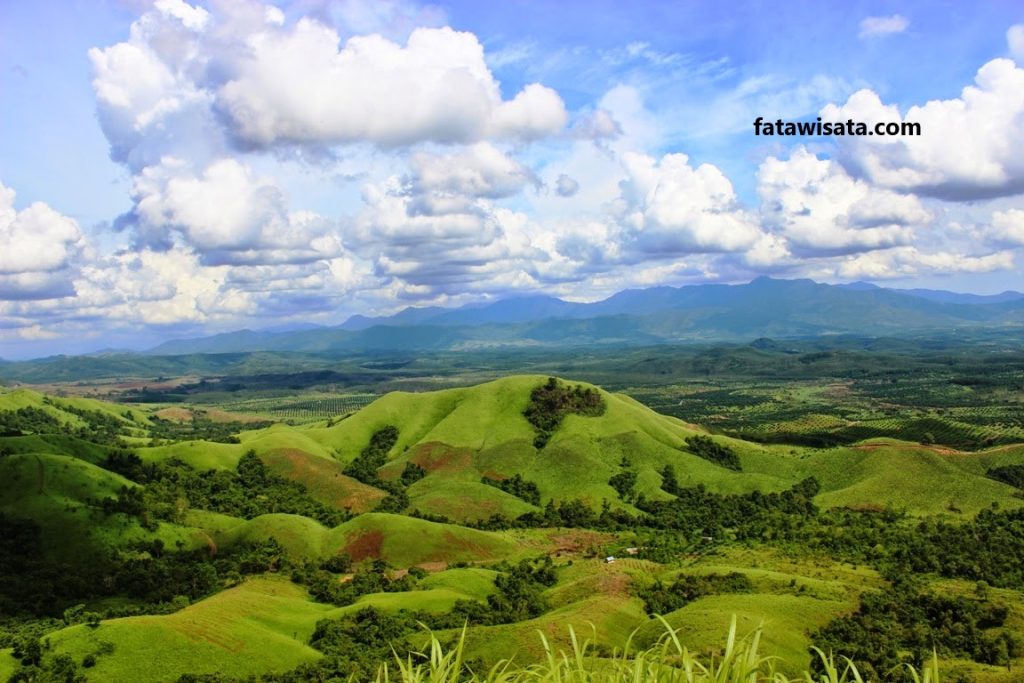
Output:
[
  {"xmin": 0, "ymin": 404, "xmax": 127, "ymax": 446},
  {"xmin": 0, "ymin": 509, "xmax": 289, "ymax": 619},
  {"xmin": 342, "ymin": 426, "xmax": 414, "ymax": 512},
  {"xmin": 987, "ymin": 464, "xmax": 1024, "ymax": 490},
  {"xmin": 638, "ymin": 572, "xmax": 753, "ymax": 615},
  {"xmin": 0, "ymin": 407, "xmax": 63, "ymax": 437},
  {"xmin": 798, "ymin": 506, "xmax": 1024, "ymax": 589},
  {"xmin": 100, "ymin": 450, "xmax": 350, "ymax": 527},
  {"xmin": 481, "ymin": 473, "xmax": 541, "ymax": 505},
  {"xmin": 683, "ymin": 435, "xmax": 742, "ymax": 471}
]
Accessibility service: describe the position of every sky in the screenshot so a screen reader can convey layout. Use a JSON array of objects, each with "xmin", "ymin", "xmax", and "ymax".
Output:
[{"xmin": 1, "ymin": 0, "xmax": 1024, "ymax": 359}]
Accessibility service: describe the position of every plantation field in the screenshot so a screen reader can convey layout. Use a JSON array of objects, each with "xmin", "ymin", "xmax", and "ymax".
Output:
[
  {"xmin": 209, "ymin": 393, "xmax": 377, "ymax": 422},
  {"xmin": 628, "ymin": 376, "xmax": 1024, "ymax": 451}
]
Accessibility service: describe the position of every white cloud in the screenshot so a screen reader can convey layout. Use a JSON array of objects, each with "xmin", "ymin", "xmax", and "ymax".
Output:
[
  {"xmin": 988, "ymin": 208, "xmax": 1024, "ymax": 247},
  {"xmin": 0, "ymin": 182, "xmax": 84, "ymax": 300},
  {"xmin": 758, "ymin": 147, "xmax": 928, "ymax": 256},
  {"xmin": 349, "ymin": 174, "xmax": 550, "ymax": 295},
  {"xmin": 88, "ymin": 5, "xmax": 221, "ymax": 172},
  {"xmin": 1008, "ymin": 24, "xmax": 1024, "ymax": 63},
  {"xmin": 89, "ymin": 4, "xmax": 567, "ymax": 165},
  {"xmin": 829, "ymin": 247, "xmax": 1013, "ymax": 280},
  {"xmin": 129, "ymin": 158, "xmax": 343, "ymax": 265},
  {"xmin": 613, "ymin": 151, "xmax": 762, "ymax": 256},
  {"xmin": 859, "ymin": 15, "xmax": 909, "ymax": 39},
  {"xmin": 408, "ymin": 143, "xmax": 537, "ymax": 203},
  {"xmin": 823, "ymin": 58, "xmax": 1024, "ymax": 199}
]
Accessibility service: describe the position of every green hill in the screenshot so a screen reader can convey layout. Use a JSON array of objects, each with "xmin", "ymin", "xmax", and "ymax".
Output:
[
  {"xmin": 0, "ymin": 452, "xmax": 199, "ymax": 557},
  {"xmin": 294, "ymin": 376, "xmax": 1024, "ymax": 519},
  {"xmin": 48, "ymin": 578, "xmax": 329, "ymax": 682},
  {"xmin": 210, "ymin": 512, "xmax": 520, "ymax": 566}
]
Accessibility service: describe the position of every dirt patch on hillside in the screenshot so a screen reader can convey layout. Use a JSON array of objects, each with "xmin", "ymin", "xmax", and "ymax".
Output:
[
  {"xmin": 853, "ymin": 442, "xmax": 960, "ymax": 456},
  {"xmin": 344, "ymin": 530, "xmax": 385, "ymax": 561},
  {"xmin": 409, "ymin": 442, "xmax": 475, "ymax": 475},
  {"xmin": 202, "ymin": 408, "xmax": 271, "ymax": 424},
  {"xmin": 597, "ymin": 569, "xmax": 630, "ymax": 598},
  {"xmin": 262, "ymin": 448, "xmax": 385, "ymax": 513},
  {"xmin": 154, "ymin": 407, "xmax": 193, "ymax": 422},
  {"xmin": 550, "ymin": 530, "xmax": 612, "ymax": 555}
]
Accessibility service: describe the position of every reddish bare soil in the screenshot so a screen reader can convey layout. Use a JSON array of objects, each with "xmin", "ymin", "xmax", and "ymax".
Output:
[{"xmin": 344, "ymin": 530, "xmax": 385, "ymax": 561}]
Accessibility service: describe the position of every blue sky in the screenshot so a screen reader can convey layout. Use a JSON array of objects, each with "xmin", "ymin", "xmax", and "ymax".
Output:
[{"xmin": 1, "ymin": 0, "xmax": 1023, "ymax": 358}]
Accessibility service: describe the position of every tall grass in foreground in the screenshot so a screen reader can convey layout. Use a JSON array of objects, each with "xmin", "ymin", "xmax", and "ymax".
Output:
[{"xmin": 374, "ymin": 617, "xmax": 941, "ymax": 683}]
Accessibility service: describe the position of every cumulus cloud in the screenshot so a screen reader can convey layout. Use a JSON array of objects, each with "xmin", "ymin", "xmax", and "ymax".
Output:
[
  {"xmin": 1009, "ymin": 24, "xmax": 1024, "ymax": 63},
  {"xmin": 0, "ymin": 182, "xmax": 84, "ymax": 300},
  {"xmin": 569, "ymin": 109, "xmax": 622, "ymax": 140},
  {"xmin": 613, "ymin": 152, "xmax": 762, "ymax": 256},
  {"xmin": 127, "ymin": 158, "xmax": 343, "ymax": 266},
  {"xmin": 555, "ymin": 174, "xmax": 580, "ymax": 197},
  {"xmin": 758, "ymin": 147, "xmax": 928, "ymax": 256},
  {"xmin": 348, "ymin": 173, "xmax": 549, "ymax": 295},
  {"xmin": 828, "ymin": 247, "xmax": 1013, "ymax": 280},
  {"xmin": 859, "ymin": 15, "xmax": 909, "ymax": 39},
  {"xmin": 408, "ymin": 143, "xmax": 537, "ymax": 205},
  {"xmin": 89, "ymin": 3, "xmax": 567, "ymax": 166},
  {"xmin": 987, "ymin": 208, "xmax": 1024, "ymax": 248},
  {"xmin": 823, "ymin": 58, "xmax": 1024, "ymax": 200}
]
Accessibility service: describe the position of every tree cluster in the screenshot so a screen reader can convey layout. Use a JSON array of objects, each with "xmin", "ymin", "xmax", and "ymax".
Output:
[
  {"xmin": 683, "ymin": 435, "xmax": 742, "ymax": 471},
  {"xmin": 523, "ymin": 377, "xmax": 606, "ymax": 448},
  {"xmin": 481, "ymin": 473, "xmax": 541, "ymax": 505}
]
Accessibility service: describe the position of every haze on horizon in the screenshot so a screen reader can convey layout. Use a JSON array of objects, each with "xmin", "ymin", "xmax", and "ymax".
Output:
[{"xmin": 2, "ymin": 0, "xmax": 1024, "ymax": 358}]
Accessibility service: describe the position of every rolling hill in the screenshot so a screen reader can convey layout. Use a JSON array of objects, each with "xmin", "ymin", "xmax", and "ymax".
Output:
[{"xmin": 4, "ymin": 376, "xmax": 1024, "ymax": 681}]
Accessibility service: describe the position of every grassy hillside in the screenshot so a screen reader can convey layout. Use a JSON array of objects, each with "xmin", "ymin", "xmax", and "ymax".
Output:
[
  {"xmin": 210, "ymin": 512, "xmax": 520, "ymax": 566},
  {"xmin": 0, "ymin": 452, "xmax": 199, "ymax": 557},
  {"xmin": 0, "ymin": 387, "xmax": 148, "ymax": 427},
  {"xmin": 260, "ymin": 447, "xmax": 386, "ymax": 513},
  {"xmin": 49, "ymin": 578, "xmax": 329, "ymax": 682},
  {"xmin": 15, "ymin": 375, "xmax": 1020, "ymax": 521},
  {"xmin": 299, "ymin": 376, "xmax": 1024, "ymax": 518}
]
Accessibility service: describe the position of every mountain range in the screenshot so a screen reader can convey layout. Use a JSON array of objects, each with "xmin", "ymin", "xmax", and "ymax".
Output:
[{"xmin": 142, "ymin": 277, "xmax": 1024, "ymax": 356}]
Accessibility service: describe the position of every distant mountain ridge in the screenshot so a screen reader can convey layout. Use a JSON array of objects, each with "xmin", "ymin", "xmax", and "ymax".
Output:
[{"xmin": 144, "ymin": 277, "xmax": 1024, "ymax": 356}]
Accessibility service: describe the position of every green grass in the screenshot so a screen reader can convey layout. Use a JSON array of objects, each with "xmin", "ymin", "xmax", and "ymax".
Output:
[
  {"xmin": 450, "ymin": 593, "xmax": 648, "ymax": 666},
  {"xmin": 809, "ymin": 442, "xmax": 1024, "ymax": 515},
  {"xmin": 326, "ymin": 513, "xmax": 521, "ymax": 567},
  {"xmin": 634, "ymin": 593, "xmax": 849, "ymax": 674},
  {"xmin": 0, "ymin": 650, "xmax": 17, "ymax": 682},
  {"xmin": 337, "ymin": 588, "xmax": 477, "ymax": 615},
  {"xmin": 138, "ymin": 439, "xmax": 245, "ymax": 470},
  {"xmin": 209, "ymin": 512, "xmax": 521, "ymax": 566},
  {"xmin": 0, "ymin": 452, "xmax": 200, "ymax": 557},
  {"xmin": 380, "ymin": 618, "xmax": 945, "ymax": 682},
  {"xmin": 0, "ymin": 387, "xmax": 149, "ymax": 428},
  {"xmin": 48, "ymin": 577, "xmax": 330, "ymax": 682},
  {"xmin": 260, "ymin": 447, "xmax": 386, "ymax": 513},
  {"xmin": 406, "ymin": 478, "xmax": 539, "ymax": 521},
  {"xmin": 420, "ymin": 568, "xmax": 500, "ymax": 600}
]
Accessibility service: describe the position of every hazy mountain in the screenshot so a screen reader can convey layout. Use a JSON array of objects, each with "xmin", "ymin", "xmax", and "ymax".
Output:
[
  {"xmin": 135, "ymin": 278, "xmax": 1024, "ymax": 357},
  {"xmin": 894, "ymin": 288, "xmax": 1024, "ymax": 305},
  {"xmin": 839, "ymin": 281, "xmax": 1024, "ymax": 304}
]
